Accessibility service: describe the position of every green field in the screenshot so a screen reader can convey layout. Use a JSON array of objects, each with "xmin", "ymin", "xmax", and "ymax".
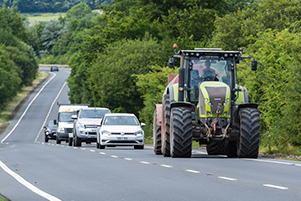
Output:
[{"xmin": 22, "ymin": 13, "xmax": 66, "ymax": 26}]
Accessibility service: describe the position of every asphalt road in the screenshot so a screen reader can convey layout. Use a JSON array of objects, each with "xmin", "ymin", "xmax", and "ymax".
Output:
[{"xmin": 0, "ymin": 68, "xmax": 301, "ymax": 201}]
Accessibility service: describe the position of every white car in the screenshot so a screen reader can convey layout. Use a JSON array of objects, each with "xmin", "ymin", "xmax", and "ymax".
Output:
[
  {"xmin": 72, "ymin": 108, "xmax": 111, "ymax": 147},
  {"xmin": 97, "ymin": 113, "xmax": 145, "ymax": 149}
]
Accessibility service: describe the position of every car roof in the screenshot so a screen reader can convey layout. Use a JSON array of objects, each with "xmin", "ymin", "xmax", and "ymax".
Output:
[
  {"xmin": 81, "ymin": 107, "xmax": 110, "ymax": 111},
  {"xmin": 104, "ymin": 113, "xmax": 135, "ymax": 117}
]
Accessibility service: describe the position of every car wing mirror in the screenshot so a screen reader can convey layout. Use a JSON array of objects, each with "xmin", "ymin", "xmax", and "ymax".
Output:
[
  {"xmin": 141, "ymin": 123, "xmax": 146, "ymax": 127},
  {"xmin": 53, "ymin": 120, "xmax": 57, "ymax": 125},
  {"xmin": 71, "ymin": 115, "xmax": 78, "ymax": 119}
]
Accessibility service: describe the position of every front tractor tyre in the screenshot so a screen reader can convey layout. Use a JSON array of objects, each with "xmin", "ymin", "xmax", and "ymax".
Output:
[
  {"xmin": 153, "ymin": 108, "xmax": 162, "ymax": 155},
  {"xmin": 237, "ymin": 108, "xmax": 260, "ymax": 158},
  {"xmin": 170, "ymin": 107, "xmax": 193, "ymax": 158},
  {"xmin": 206, "ymin": 142, "xmax": 227, "ymax": 155}
]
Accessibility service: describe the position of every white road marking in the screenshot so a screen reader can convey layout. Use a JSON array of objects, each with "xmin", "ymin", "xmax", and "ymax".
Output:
[
  {"xmin": 111, "ymin": 155, "xmax": 118, "ymax": 158},
  {"xmin": 140, "ymin": 161, "xmax": 150, "ymax": 165},
  {"xmin": 99, "ymin": 152, "xmax": 106, "ymax": 155},
  {"xmin": 124, "ymin": 158, "xmax": 132, "ymax": 161},
  {"xmin": 1, "ymin": 73, "xmax": 57, "ymax": 144},
  {"xmin": 90, "ymin": 150, "xmax": 96, "ymax": 152},
  {"xmin": 35, "ymin": 81, "xmax": 67, "ymax": 142},
  {"xmin": 81, "ymin": 148, "xmax": 86, "ymax": 150},
  {"xmin": 186, "ymin": 169, "xmax": 200, "ymax": 174},
  {"xmin": 161, "ymin": 164, "xmax": 172, "ymax": 168},
  {"xmin": 263, "ymin": 184, "xmax": 288, "ymax": 190},
  {"xmin": 219, "ymin": 176, "xmax": 237, "ymax": 181},
  {"xmin": 245, "ymin": 158, "xmax": 301, "ymax": 167},
  {"xmin": 0, "ymin": 160, "xmax": 61, "ymax": 201}
]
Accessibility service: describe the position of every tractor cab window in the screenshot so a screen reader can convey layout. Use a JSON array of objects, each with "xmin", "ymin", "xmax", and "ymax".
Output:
[
  {"xmin": 189, "ymin": 58, "xmax": 233, "ymax": 102},
  {"xmin": 191, "ymin": 59, "xmax": 232, "ymax": 86}
]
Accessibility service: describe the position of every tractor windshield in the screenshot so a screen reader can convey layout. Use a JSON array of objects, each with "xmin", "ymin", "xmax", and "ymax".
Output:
[{"xmin": 189, "ymin": 58, "xmax": 233, "ymax": 102}]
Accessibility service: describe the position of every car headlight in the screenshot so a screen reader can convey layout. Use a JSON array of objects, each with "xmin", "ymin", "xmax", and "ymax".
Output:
[
  {"xmin": 78, "ymin": 123, "xmax": 85, "ymax": 129},
  {"xmin": 134, "ymin": 130, "xmax": 143, "ymax": 136},
  {"xmin": 101, "ymin": 130, "xmax": 111, "ymax": 135}
]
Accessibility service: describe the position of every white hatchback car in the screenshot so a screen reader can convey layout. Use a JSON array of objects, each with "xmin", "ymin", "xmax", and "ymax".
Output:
[{"xmin": 96, "ymin": 113, "xmax": 145, "ymax": 149}]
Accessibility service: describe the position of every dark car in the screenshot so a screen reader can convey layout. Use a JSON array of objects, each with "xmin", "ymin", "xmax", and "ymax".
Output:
[
  {"xmin": 50, "ymin": 66, "xmax": 59, "ymax": 71},
  {"xmin": 44, "ymin": 120, "xmax": 57, "ymax": 142}
]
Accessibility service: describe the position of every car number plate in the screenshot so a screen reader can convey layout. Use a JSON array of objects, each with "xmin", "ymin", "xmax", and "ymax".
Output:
[
  {"xmin": 91, "ymin": 129, "xmax": 97, "ymax": 132},
  {"xmin": 117, "ymin": 137, "xmax": 128, "ymax": 140}
]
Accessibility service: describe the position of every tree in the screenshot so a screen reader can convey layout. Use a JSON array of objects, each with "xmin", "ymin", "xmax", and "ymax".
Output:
[{"xmin": 39, "ymin": 20, "xmax": 68, "ymax": 56}]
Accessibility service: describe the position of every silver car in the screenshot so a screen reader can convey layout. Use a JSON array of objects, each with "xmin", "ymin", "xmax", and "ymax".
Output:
[
  {"xmin": 72, "ymin": 108, "xmax": 111, "ymax": 147},
  {"xmin": 97, "ymin": 113, "xmax": 145, "ymax": 149}
]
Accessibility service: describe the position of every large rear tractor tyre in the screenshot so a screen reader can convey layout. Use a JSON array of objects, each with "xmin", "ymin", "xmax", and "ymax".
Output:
[
  {"xmin": 206, "ymin": 142, "xmax": 227, "ymax": 155},
  {"xmin": 153, "ymin": 108, "xmax": 162, "ymax": 155},
  {"xmin": 237, "ymin": 108, "xmax": 260, "ymax": 158},
  {"xmin": 170, "ymin": 107, "xmax": 192, "ymax": 158},
  {"xmin": 162, "ymin": 94, "xmax": 171, "ymax": 157}
]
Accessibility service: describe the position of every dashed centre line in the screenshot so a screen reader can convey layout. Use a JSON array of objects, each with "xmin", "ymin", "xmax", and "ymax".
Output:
[
  {"xmin": 186, "ymin": 169, "xmax": 200, "ymax": 174},
  {"xmin": 124, "ymin": 158, "xmax": 133, "ymax": 161},
  {"xmin": 140, "ymin": 161, "xmax": 150, "ymax": 165},
  {"xmin": 111, "ymin": 155, "xmax": 118, "ymax": 158},
  {"xmin": 99, "ymin": 152, "xmax": 106, "ymax": 155},
  {"xmin": 219, "ymin": 176, "xmax": 237, "ymax": 181},
  {"xmin": 263, "ymin": 184, "xmax": 288, "ymax": 190},
  {"xmin": 161, "ymin": 164, "xmax": 172, "ymax": 168}
]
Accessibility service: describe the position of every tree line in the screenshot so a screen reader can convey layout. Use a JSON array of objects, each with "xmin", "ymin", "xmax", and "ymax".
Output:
[
  {"xmin": 0, "ymin": 0, "xmax": 112, "ymax": 13},
  {"xmin": 1, "ymin": 0, "xmax": 301, "ymax": 155},
  {"xmin": 0, "ymin": 5, "xmax": 39, "ymax": 111}
]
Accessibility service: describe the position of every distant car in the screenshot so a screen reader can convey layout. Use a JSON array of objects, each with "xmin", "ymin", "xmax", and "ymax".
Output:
[
  {"xmin": 72, "ymin": 107, "xmax": 111, "ymax": 147},
  {"xmin": 96, "ymin": 113, "xmax": 145, "ymax": 149},
  {"xmin": 50, "ymin": 66, "xmax": 59, "ymax": 71},
  {"xmin": 43, "ymin": 120, "xmax": 57, "ymax": 142}
]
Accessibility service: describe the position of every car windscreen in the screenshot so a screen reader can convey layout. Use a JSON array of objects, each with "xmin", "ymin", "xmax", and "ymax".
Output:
[
  {"xmin": 79, "ymin": 110, "xmax": 110, "ymax": 118},
  {"xmin": 58, "ymin": 112, "xmax": 74, "ymax": 122},
  {"xmin": 47, "ymin": 121, "xmax": 57, "ymax": 128},
  {"xmin": 103, "ymin": 116, "xmax": 139, "ymax": 126}
]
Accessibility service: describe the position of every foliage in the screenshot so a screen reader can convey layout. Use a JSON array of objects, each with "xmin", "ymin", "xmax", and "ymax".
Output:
[
  {"xmin": 0, "ymin": 5, "xmax": 38, "ymax": 112},
  {"xmin": 0, "ymin": 0, "xmax": 113, "ymax": 13},
  {"xmin": 238, "ymin": 29, "xmax": 301, "ymax": 151},
  {"xmin": 87, "ymin": 37, "xmax": 166, "ymax": 116},
  {"xmin": 210, "ymin": 0, "xmax": 301, "ymax": 50},
  {"xmin": 135, "ymin": 66, "xmax": 179, "ymax": 138},
  {"xmin": 39, "ymin": 20, "xmax": 68, "ymax": 56},
  {"xmin": 0, "ymin": 45, "xmax": 22, "ymax": 111}
]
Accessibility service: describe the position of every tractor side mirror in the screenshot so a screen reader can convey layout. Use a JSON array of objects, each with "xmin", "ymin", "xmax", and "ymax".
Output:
[
  {"xmin": 168, "ymin": 57, "xmax": 174, "ymax": 68},
  {"xmin": 251, "ymin": 59, "xmax": 257, "ymax": 71},
  {"xmin": 53, "ymin": 120, "xmax": 57, "ymax": 125}
]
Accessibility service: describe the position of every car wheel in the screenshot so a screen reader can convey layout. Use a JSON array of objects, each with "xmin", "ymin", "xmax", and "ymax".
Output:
[
  {"xmin": 56, "ymin": 137, "xmax": 61, "ymax": 144},
  {"xmin": 68, "ymin": 138, "xmax": 73, "ymax": 146},
  {"xmin": 100, "ymin": 145, "xmax": 105, "ymax": 149},
  {"xmin": 74, "ymin": 135, "xmax": 81, "ymax": 147},
  {"xmin": 45, "ymin": 135, "xmax": 48, "ymax": 143}
]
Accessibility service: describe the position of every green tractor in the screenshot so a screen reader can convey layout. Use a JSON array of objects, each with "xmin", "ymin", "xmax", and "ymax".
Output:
[{"xmin": 153, "ymin": 45, "xmax": 259, "ymax": 158}]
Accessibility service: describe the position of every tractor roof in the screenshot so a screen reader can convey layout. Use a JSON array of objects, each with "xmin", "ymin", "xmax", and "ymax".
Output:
[{"xmin": 178, "ymin": 49, "xmax": 241, "ymax": 54}]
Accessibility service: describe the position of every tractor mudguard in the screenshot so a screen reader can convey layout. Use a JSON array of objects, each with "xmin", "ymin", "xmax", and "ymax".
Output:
[
  {"xmin": 154, "ymin": 104, "xmax": 163, "ymax": 127},
  {"xmin": 232, "ymin": 103, "xmax": 259, "ymax": 124},
  {"xmin": 170, "ymin": 101, "xmax": 195, "ymax": 110}
]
